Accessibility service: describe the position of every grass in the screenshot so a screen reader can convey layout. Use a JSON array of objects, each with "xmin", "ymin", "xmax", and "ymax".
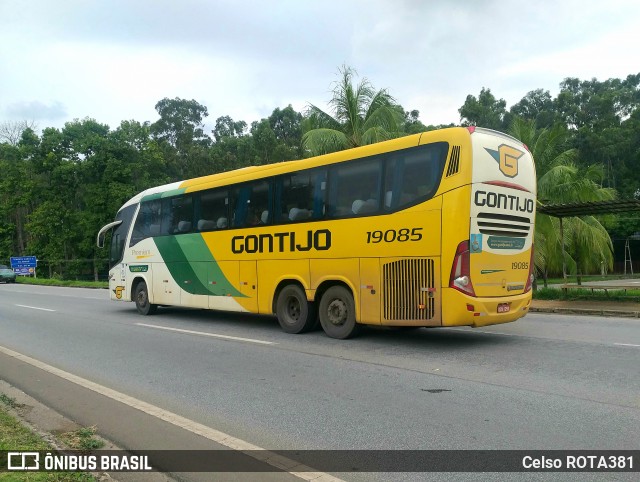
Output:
[
  {"xmin": 0, "ymin": 394, "xmax": 18, "ymax": 409},
  {"xmin": 58, "ymin": 426, "xmax": 104, "ymax": 451},
  {"xmin": 15, "ymin": 278, "xmax": 108, "ymax": 289},
  {"xmin": 0, "ymin": 400, "xmax": 96, "ymax": 481},
  {"xmin": 533, "ymin": 287, "xmax": 640, "ymax": 302}
]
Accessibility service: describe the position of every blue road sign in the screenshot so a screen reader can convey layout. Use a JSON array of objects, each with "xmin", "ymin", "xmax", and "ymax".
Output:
[
  {"xmin": 10, "ymin": 256, "xmax": 37, "ymax": 268},
  {"xmin": 14, "ymin": 267, "xmax": 35, "ymax": 275}
]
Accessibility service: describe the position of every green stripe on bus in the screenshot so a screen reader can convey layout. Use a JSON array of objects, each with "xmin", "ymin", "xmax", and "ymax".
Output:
[
  {"xmin": 153, "ymin": 234, "xmax": 245, "ymax": 297},
  {"xmin": 141, "ymin": 192, "xmax": 162, "ymax": 202},
  {"xmin": 141, "ymin": 188, "xmax": 187, "ymax": 203},
  {"xmin": 160, "ymin": 188, "xmax": 188, "ymax": 199}
]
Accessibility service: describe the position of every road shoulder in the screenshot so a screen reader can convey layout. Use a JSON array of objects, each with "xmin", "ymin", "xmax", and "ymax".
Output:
[
  {"xmin": 0, "ymin": 378, "xmax": 174, "ymax": 482},
  {"xmin": 531, "ymin": 299, "xmax": 640, "ymax": 317},
  {"xmin": 0, "ymin": 349, "xmax": 316, "ymax": 482}
]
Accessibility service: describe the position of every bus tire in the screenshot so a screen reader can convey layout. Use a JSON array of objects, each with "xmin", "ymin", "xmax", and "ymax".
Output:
[
  {"xmin": 319, "ymin": 286, "xmax": 360, "ymax": 339},
  {"xmin": 276, "ymin": 284, "xmax": 316, "ymax": 334},
  {"xmin": 134, "ymin": 281, "xmax": 157, "ymax": 315}
]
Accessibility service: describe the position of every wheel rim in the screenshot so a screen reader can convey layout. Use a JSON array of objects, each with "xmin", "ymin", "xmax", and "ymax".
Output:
[
  {"xmin": 286, "ymin": 296, "xmax": 301, "ymax": 322},
  {"xmin": 327, "ymin": 299, "xmax": 347, "ymax": 326}
]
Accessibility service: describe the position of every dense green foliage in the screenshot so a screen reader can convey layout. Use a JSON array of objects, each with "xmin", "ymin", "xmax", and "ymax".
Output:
[
  {"xmin": 1, "ymin": 69, "xmax": 639, "ymax": 280},
  {"xmin": 302, "ymin": 66, "xmax": 405, "ymax": 155}
]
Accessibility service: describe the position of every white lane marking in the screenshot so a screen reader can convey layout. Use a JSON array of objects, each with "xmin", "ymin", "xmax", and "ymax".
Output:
[
  {"xmin": 447, "ymin": 328, "xmax": 640, "ymax": 348},
  {"xmin": 15, "ymin": 304, "xmax": 56, "ymax": 312},
  {"xmin": 1, "ymin": 288, "xmax": 106, "ymax": 300},
  {"xmin": 471, "ymin": 330, "xmax": 517, "ymax": 336},
  {"xmin": 442, "ymin": 328, "xmax": 517, "ymax": 337},
  {"xmin": 136, "ymin": 323, "xmax": 277, "ymax": 346},
  {"xmin": 0, "ymin": 344, "xmax": 341, "ymax": 481}
]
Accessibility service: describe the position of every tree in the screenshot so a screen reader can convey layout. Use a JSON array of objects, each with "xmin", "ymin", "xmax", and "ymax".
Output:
[
  {"xmin": 509, "ymin": 89, "xmax": 556, "ymax": 128},
  {"xmin": 509, "ymin": 117, "xmax": 577, "ymax": 176},
  {"xmin": 0, "ymin": 141, "xmax": 32, "ymax": 257},
  {"xmin": 402, "ymin": 109, "xmax": 429, "ymax": 135},
  {"xmin": 302, "ymin": 66, "xmax": 403, "ymax": 156},
  {"xmin": 459, "ymin": 88, "xmax": 508, "ymax": 130},
  {"xmin": 268, "ymin": 105, "xmax": 303, "ymax": 160},
  {"xmin": 250, "ymin": 119, "xmax": 277, "ymax": 164},
  {"xmin": 268, "ymin": 105, "xmax": 302, "ymax": 146},
  {"xmin": 539, "ymin": 163, "xmax": 615, "ymax": 283},
  {"xmin": 150, "ymin": 98, "xmax": 212, "ymax": 180},
  {"xmin": 0, "ymin": 120, "xmax": 37, "ymax": 146},
  {"xmin": 509, "ymin": 118, "xmax": 616, "ymax": 285},
  {"xmin": 151, "ymin": 98, "xmax": 209, "ymax": 149},
  {"xmin": 556, "ymin": 74, "xmax": 640, "ymax": 131},
  {"xmin": 554, "ymin": 75, "xmax": 640, "ymax": 197},
  {"xmin": 213, "ymin": 115, "xmax": 247, "ymax": 142}
]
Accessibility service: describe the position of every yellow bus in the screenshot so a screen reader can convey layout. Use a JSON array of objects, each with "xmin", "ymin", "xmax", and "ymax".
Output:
[{"xmin": 98, "ymin": 126, "xmax": 536, "ymax": 339}]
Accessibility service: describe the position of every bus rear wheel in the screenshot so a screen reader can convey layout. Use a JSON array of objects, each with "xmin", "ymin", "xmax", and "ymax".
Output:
[
  {"xmin": 276, "ymin": 284, "xmax": 317, "ymax": 334},
  {"xmin": 134, "ymin": 281, "xmax": 157, "ymax": 315},
  {"xmin": 319, "ymin": 286, "xmax": 360, "ymax": 339}
]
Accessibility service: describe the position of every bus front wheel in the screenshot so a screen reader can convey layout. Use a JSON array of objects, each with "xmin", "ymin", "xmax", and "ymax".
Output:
[
  {"xmin": 276, "ymin": 284, "xmax": 317, "ymax": 334},
  {"xmin": 319, "ymin": 286, "xmax": 360, "ymax": 339},
  {"xmin": 134, "ymin": 281, "xmax": 157, "ymax": 315}
]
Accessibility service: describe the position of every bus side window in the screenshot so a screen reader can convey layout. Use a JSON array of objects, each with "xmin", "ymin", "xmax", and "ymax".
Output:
[
  {"xmin": 384, "ymin": 142, "xmax": 449, "ymax": 211},
  {"xmin": 231, "ymin": 180, "xmax": 271, "ymax": 228},
  {"xmin": 328, "ymin": 158, "xmax": 381, "ymax": 218},
  {"xmin": 130, "ymin": 200, "xmax": 162, "ymax": 246},
  {"xmin": 276, "ymin": 168, "xmax": 326, "ymax": 223},
  {"xmin": 161, "ymin": 196, "xmax": 193, "ymax": 235},
  {"xmin": 172, "ymin": 196, "xmax": 193, "ymax": 234},
  {"xmin": 199, "ymin": 189, "xmax": 228, "ymax": 232}
]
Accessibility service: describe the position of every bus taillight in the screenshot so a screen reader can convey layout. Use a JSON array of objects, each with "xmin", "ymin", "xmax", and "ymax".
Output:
[
  {"xmin": 449, "ymin": 240, "xmax": 476, "ymax": 297},
  {"xmin": 524, "ymin": 245, "xmax": 535, "ymax": 293}
]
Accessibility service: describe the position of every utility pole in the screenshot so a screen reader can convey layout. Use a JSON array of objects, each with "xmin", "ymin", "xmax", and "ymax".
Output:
[{"xmin": 624, "ymin": 238, "xmax": 633, "ymax": 277}]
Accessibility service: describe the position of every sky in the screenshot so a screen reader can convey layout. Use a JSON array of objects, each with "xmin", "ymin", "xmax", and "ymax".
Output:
[{"xmin": 1, "ymin": 0, "xmax": 639, "ymax": 133}]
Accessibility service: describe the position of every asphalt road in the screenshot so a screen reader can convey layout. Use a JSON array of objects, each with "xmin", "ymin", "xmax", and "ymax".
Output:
[{"xmin": 0, "ymin": 284, "xmax": 638, "ymax": 481}]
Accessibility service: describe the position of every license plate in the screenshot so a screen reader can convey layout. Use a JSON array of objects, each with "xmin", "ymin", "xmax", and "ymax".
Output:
[{"xmin": 497, "ymin": 303, "xmax": 510, "ymax": 313}]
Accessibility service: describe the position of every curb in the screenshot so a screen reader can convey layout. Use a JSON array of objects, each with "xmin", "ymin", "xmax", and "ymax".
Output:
[{"xmin": 530, "ymin": 307, "xmax": 640, "ymax": 318}]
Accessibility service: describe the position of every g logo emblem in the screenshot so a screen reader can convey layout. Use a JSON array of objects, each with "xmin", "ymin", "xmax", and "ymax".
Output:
[
  {"xmin": 113, "ymin": 286, "xmax": 125, "ymax": 299},
  {"xmin": 485, "ymin": 145, "xmax": 524, "ymax": 179}
]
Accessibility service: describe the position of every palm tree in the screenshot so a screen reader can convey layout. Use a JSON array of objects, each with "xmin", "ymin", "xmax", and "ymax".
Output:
[
  {"xmin": 538, "ymin": 163, "xmax": 615, "ymax": 284},
  {"xmin": 510, "ymin": 118, "xmax": 616, "ymax": 286},
  {"xmin": 302, "ymin": 66, "xmax": 404, "ymax": 156}
]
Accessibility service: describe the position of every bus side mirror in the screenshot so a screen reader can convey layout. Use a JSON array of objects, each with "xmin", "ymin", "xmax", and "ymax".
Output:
[{"xmin": 97, "ymin": 220, "xmax": 123, "ymax": 248}]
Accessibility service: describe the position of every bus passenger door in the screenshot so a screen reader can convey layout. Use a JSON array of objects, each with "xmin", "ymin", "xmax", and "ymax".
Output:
[
  {"xmin": 239, "ymin": 261, "xmax": 258, "ymax": 313},
  {"xmin": 359, "ymin": 258, "xmax": 381, "ymax": 324}
]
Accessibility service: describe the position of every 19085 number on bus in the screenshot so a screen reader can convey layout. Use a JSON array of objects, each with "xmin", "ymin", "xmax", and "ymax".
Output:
[{"xmin": 366, "ymin": 228, "xmax": 423, "ymax": 244}]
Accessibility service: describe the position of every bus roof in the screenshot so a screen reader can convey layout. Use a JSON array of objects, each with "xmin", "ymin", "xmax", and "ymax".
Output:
[
  {"xmin": 179, "ymin": 131, "xmax": 426, "ymax": 192},
  {"xmin": 119, "ymin": 127, "xmax": 478, "ymax": 210}
]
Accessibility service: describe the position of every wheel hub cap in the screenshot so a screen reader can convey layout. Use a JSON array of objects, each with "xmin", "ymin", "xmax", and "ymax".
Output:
[
  {"xmin": 287, "ymin": 298, "xmax": 300, "ymax": 321},
  {"xmin": 327, "ymin": 299, "xmax": 347, "ymax": 326}
]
